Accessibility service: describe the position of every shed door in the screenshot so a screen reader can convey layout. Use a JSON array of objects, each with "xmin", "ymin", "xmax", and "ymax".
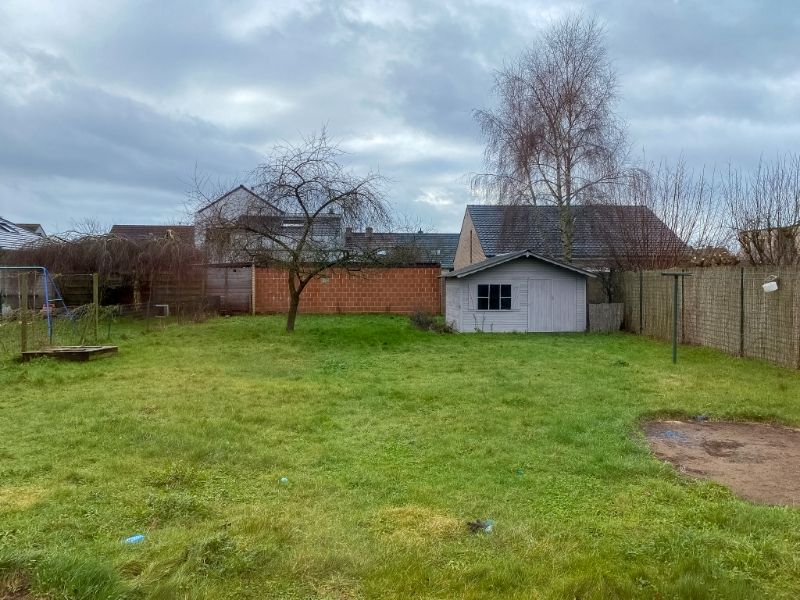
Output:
[{"xmin": 527, "ymin": 278, "xmax": 577, "ymax": 332}]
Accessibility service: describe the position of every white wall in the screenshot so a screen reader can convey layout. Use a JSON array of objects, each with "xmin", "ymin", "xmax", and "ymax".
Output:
[{"xmin": 445, "ymin": 257, "xmax": 588, "ymax": 333}]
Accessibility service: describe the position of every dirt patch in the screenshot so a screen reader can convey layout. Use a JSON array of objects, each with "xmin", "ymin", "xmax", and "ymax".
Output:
[
  {"xmin": 0, "ymin": 571, "xmax": 47, "ymax": 600},
  {"xmin": 644, "ymin": 420, "xmax": 800, "ymax": 506}
]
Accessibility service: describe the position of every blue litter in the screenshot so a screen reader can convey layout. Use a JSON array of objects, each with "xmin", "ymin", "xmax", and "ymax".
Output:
[
  {"xmin": 123, "ymin": 534, "xmax": 145, "ymax": 544},
  {"xmin": 663, "ymin": 430, "xmax": 687, "ymax": 440}
]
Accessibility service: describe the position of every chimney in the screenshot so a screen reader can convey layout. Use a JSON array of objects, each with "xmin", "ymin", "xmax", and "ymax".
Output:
[{"xmin": 365, "ymin": 226, "xmax": 373, "ymax": 239}]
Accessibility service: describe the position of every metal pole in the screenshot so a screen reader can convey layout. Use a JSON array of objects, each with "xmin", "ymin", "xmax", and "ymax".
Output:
[
  {"xmin": 662, "ymin": 272, "xmax": 691, "ymax": 364},
  {"xmin": 43, "ymin": 268, "xmax": 52, "ymax": 344},
  {"xmin": 93, "ymin": 273, "xmax": 100, "ymax": 342},
  {"xmin": 20, "ymin": 272, "xmax": 28, "ymax": 354}
]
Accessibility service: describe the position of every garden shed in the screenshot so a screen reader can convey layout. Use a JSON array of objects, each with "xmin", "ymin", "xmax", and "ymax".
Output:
[{"xmin": 444, "ymin": 250, "xmax": 595, "ymax": 332}]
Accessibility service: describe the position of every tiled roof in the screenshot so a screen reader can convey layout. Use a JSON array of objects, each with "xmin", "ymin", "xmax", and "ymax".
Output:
[
  {"xmin": 110, "ymin": 225, "xmax": 196, "ymax": 244},
  {"xmin": 467, "ymin": 204, "xmax": 685, "ymax": 262},
  {"xmin": 346, "ymin": 231, "xmax": 460, "ymax": 269},
  {"xmin": 196, "ymin": 185, "xmax": 283, "ymax": 215},
  {"xmin": 237, "ymin": 214, "xmax": 343, "ymax": 240},
  {"xmin": 0, "ymin": 217, "xmax": 44, "ymax": 250}
]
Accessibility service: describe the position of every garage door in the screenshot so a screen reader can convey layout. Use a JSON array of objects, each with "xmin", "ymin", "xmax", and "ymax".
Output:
[{"xmin": 527, "ymin": 278, "xmax": 577, "ymax": 332}]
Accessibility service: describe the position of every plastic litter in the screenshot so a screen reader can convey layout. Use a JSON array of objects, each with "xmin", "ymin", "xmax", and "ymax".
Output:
[
  {"xmin": 467, "ymin": 519, "xmax": 494, "ymax": 534},
  {"xmin": 515, "ymin": 468, "xmax": 525, "ymax": 476},
  {"xmin": 663, "ymin": 430, "xmax": 687, "ymax": 440},
  {"xmin": 123, "ymin": 534, "xmax": 145, "ymax": 544},
  {"xmin": 279, "ymin": 476, "xmax": 289, "ymax": 485}
]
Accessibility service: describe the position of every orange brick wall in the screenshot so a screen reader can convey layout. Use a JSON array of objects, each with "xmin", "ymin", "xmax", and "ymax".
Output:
[{"xmin": 254, "ymin": 266, "xmax": 442, "ymax": 315}]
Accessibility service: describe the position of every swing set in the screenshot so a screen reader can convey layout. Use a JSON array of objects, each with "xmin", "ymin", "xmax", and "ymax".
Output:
[{"xmin": 0, "ymin": 266, "xmax": 116, "ymax": 360}]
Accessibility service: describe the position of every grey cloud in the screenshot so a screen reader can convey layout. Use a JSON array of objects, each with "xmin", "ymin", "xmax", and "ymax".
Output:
[
  {"xmin": 0, "ymin": 76, "xmax": 257, "ymax": 188},
  {"xmin": 0, "ymin": 0, "xmax": 798, "ymax": 233}
]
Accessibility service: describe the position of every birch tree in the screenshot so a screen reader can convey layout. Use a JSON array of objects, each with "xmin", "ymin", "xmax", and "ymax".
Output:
[{"xmin": 473, "ymin": 14, "xmax": 626, "ymax": 261}]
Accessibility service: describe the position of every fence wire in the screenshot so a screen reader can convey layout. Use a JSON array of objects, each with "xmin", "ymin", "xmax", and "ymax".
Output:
[{"xmin": 620, "ymin": 266, "xmax": 800, "ymax": 369}]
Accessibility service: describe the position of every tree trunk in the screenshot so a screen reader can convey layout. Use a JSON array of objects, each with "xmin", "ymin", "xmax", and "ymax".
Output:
[
  {"xmin": 286, "ymin": 270, "xmax": 300, "ymax": 332},
  {"xmin": 286, "ymin": 291, "xmax": 300, "ymax": 332},
  {"xmin": 561, "ymin": 161, "xmax": 574, "ymax": 262},
  {"xmin": 559, "ymin": 205, "xmax": 574, "ymax": 263}
]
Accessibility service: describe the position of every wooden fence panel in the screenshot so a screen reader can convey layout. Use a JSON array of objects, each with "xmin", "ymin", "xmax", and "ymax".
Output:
[
  {"xmin": 588, "ymin": 303, "xmax": 624, "ymax": 332},
  {"xmin": 619, "ymin": 266, "xmax": 800, "ymax": 370},
  {"xmin": 206, "ymin": 266, "xmax": 252, "ymax": 313}
]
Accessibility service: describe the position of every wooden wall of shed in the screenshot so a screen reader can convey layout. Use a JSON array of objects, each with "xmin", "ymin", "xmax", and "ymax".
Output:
[{"xmin": 445, "ymin": 259, "xmax": 588, "ymax": 333}]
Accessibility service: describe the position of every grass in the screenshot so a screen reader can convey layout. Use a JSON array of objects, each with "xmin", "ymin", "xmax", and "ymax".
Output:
[{"xmin": 1, "ymin": 314, "xmax": 800, "ymax": 599}]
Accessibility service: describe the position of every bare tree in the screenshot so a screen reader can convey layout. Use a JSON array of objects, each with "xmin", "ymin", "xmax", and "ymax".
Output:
[
  {"xmin": 726, "ymin": 153, "xmax": 800, "ymax": 265},
  {"xmin": 596, "ymin": 157, "xmax": 729, "ymax": 270},
  {"xmin": 193, "ymin": 130, "xmax": 391, "ymax": 332},
  {"xmin": 472, "ymin": 14, "xmax": 626, "ymax": 261}
]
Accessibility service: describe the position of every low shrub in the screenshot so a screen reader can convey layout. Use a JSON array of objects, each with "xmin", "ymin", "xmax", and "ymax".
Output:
[{"xmin": 409, "ymin": 311, "xmax": 455, "ymax": 334}]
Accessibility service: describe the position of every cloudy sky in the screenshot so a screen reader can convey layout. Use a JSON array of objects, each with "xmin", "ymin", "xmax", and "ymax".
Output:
[{"xmin": 1, "ymin": 0, "xmax": 797, "ymax": 234}]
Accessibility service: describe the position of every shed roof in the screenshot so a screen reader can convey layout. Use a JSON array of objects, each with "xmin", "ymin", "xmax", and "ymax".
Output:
[{"xmin": 444, "ymin": 249, "xmax": 596, "ymax": 279}]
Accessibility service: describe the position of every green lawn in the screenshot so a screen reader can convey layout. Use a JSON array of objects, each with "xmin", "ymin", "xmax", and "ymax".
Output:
[{"xmin": 1, "ymin": 315, "xmax": 800, "ymax": 599}]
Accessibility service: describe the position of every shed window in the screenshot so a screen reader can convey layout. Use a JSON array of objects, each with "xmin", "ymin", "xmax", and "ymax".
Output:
[{"xmin": 477, "ymin": 284, "xmax": 512, "ymax": 310}]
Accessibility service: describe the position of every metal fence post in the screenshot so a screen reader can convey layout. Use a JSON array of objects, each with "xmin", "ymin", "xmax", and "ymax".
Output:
[
  {"xmin": 19, "ymin": 272, "xmax": 28, "ymax": 354},
  {"xmin": 662, "ymin": 272, "xmax": 691, "ymax": 364},
  {"xmin": 93, "ymin": 273, "xmax": 100, "ymax": 342}
]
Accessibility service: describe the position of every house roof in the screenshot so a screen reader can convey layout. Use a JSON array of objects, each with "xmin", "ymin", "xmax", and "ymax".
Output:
[
  {"xmin": 444, "ymin": 249, "xmax": 596, "ymax": 278},
  {"xmin": 110, "ymin": 225, "xmax": 196, "ymax": 243},
  {"xmin": 238, "ymin": 213, "xmax": 343, "ymax": 240},
  {"xmin": 0, "ymin": 217, "xmax": 43, "ymax": 250},
  {"xmin": 196, "ymin": 185, "xmax": 283, "ymax": 215},
  {"xmin": 15, "ymin": 223, "xmax": 46, "ymax": 237},
  {"xmin": 346, "ymin": 231, "xmax": 460, "ymax": 269},
  {"xmin": 467, "ymin": 204, "xmax": 685, "ymax": 261}
]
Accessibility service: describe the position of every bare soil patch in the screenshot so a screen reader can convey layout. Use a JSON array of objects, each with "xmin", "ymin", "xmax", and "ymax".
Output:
[
  {"xmin": 644, "ymin": 420, "xmax": 800, "ymax": 506},
  {"xmin": 0, "ymin": 571, "xmax": 46, "ymax": 600}
]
